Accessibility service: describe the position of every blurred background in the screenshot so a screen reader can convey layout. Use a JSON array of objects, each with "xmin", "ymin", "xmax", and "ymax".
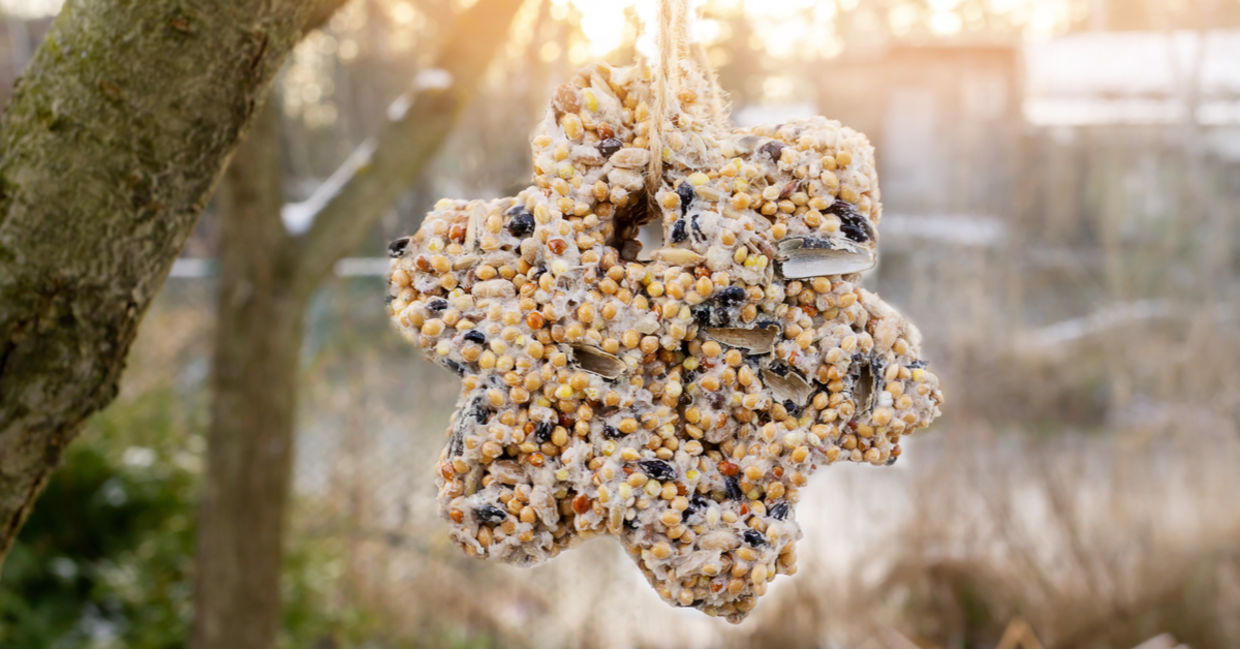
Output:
[{"xmin": 2, "ymin": 0, "xmax": 1238, "ymax": 647}]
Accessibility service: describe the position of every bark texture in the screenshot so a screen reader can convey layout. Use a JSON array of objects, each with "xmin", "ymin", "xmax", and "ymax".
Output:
[
  {"xmin": 0, "ymin": 0, "xmax": 323, "ymax": 564},
  {"xmin": 190, "ymin": 2, "xmax": 521, "ymax": 648}
]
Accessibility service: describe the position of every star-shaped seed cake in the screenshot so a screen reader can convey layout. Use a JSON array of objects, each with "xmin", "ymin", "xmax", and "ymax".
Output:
[{"xmin": 387, "ymin": 62, "xmax": 943, "ymax": 622}]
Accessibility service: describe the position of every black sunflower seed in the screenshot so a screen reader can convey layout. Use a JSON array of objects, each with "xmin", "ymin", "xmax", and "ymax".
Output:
[
  {"xmin": 716, "ymin": 285, "xmax": 746, "ymax": 306},
  {"xmin": 638, "ymin": 459, "xmax": 676, "ymax": 481},
  {"xmin": 827, "ymin": 201, "xmax": 873, "ymax": 243},
  {"xmin": 760, "ymin": 140, "xmax": 785, "ymax": 163},
  {"xmin": 534, "ymin": 421, "xmax": 553, "ymax": 444},
  {"xmin": 724, "ymin": 475, "xmax": 743, "ymax": 501},
  {"xmin": 473, "ymin": 504, "xmax": 508, "ymax": 524},
  {"xmin": 388, "ymin": 237, "xmax": 410, "ymax": 257},
  {"xmin": 598, "ymin": 138, "xmax": 623, "ymax": 158}
]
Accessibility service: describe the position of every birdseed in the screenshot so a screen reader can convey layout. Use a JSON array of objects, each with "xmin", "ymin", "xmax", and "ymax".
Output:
[{"xmin": 387, "ymin": 62, "xmax": 943, "ymax": 623}]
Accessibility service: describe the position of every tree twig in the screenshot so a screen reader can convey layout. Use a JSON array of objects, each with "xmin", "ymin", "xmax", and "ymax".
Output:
[
  {"xmin": 303, "ymin": 0, "xmax": 352, "ymax": 35},
  {"xmin": 288, "ymin": 0, "xmax": 523, "ymax": 298}
]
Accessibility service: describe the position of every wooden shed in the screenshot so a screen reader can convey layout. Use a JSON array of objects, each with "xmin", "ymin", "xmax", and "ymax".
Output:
[{"xmin": 814, "ymin": 41, "xmax": 1023, "ymax": 219}]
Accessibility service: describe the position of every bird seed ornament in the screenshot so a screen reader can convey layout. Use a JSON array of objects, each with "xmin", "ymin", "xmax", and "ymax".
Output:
[{"xmin": 386, "ymin": 60, "xmax": 943, "ymax": 622}]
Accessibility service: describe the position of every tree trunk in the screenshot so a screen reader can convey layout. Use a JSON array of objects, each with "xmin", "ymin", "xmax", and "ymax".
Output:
[
  {"xmin": 190, "ymin": 98, "xmax": 305, "ymax": 649},
  {"xmin": 0, "ymin": 0, "xmax": 323, "ymax": 566},
  {"xmin": 189, "ymin": 3, "xmax": 521, "ymax": 647}
]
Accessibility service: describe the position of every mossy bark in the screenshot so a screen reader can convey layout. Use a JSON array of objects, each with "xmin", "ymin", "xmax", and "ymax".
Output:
[{"xmin": 0, "ymin": 0, "xmax": 321, "ymax": 565}]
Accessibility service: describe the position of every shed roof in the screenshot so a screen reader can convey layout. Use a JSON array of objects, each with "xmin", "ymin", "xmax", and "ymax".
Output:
[
  {"xmin": 1024, "ymin": 30, "xmax": 1240, "ymax": 127},
  {"xmin": 1024, "ymin": 30, "xmax": 1240, "ymax": 98}
]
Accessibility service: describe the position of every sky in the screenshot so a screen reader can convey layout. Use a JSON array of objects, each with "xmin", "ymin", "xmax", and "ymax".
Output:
[{"xmin": 0, "ymin": 0, "xmax": 60, "ymax": 17}]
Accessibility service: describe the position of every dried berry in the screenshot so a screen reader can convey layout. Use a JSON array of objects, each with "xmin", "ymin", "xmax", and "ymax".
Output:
[
  {"xmin": 675, "ymin": 181, "xmax": 695, "ymax": 215},
  {"xmin": 670, "ymin": 218, "xmax": 688, "ymax": 243},
  {"xmin": 507, "ymin": 209, "xmax": 535, "ymax": 238}
]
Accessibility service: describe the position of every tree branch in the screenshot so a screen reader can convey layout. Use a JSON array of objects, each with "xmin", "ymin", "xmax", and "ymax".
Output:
[
  {"xmin": 303, "ymin": 0, "xmax": 352, "ymax": 36},
  {"xmin": 0, "ymin": 0, "xmax": 324, "ymax": 564},
  {"xmin": 288, "ymin": 0, "xmax": 523, "ymax": 298}
]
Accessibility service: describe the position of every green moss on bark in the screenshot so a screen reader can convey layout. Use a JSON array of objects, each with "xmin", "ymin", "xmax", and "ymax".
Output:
[{"xmin": 0, "ymin": 0, "xmax": 320, "ymax": 564}]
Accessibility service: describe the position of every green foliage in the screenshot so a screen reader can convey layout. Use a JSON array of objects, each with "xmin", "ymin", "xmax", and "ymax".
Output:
[
  {"xmin": 0, "ymin": 387, "xmax": 390, "ymax": 649},
  {"xmin": 279, "ymin": 536, "xmax": 391, "ymax": 649},
  {"xmin": 0, "ymin": 389, "xmax": 199, "ymax": 649}
]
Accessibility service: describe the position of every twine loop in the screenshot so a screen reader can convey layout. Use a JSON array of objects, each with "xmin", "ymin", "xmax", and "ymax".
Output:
[{"xmin": 646, "ymin": 0, "xmax": 725, "ymax": 195}]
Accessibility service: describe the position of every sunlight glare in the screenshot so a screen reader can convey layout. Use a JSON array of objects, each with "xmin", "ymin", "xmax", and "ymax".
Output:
[
  {"xmin": 930, "ymin": 10, "xmax": 964, "ymax": 35},
  {"xmin": 926, "ymin": 0, "xmax": 962, "ymax": 12},
  {"xmin": 390, "ymin": 1, "xmax": 416, "ymax": 26},
  {"xmin": 889, "ymin": 5, "xmax": 919, "ymax": 36},
  {"xmin": 568, "ymin": 0, "xmax": 848, "ymax": 61},
  {"xmin": 539, "ymin": 41, "xmax": 562, "ymax": 63},
  {"xmin": 743, "ymin": 0, "xmax": 816, "ymax": 19},
  {"xmin": 0, "ymin": 0, "xmax": 60, "ymax": 17},
  {"xmin": 574, "ymin": 0, "xmax": 629, "ymax": 56}
]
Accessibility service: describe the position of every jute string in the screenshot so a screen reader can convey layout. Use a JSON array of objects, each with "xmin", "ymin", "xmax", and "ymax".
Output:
[{"xmin": 646, "ymin": 0, "xmax": 725, "ymax": 197}]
